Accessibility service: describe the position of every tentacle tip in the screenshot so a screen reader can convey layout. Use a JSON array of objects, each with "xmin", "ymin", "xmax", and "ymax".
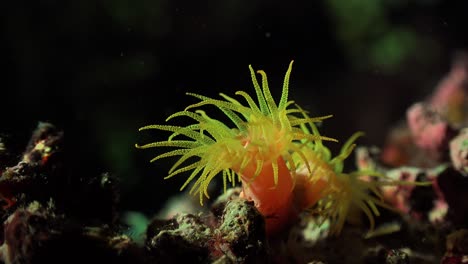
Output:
[
  {"xmin": 356, "ymin": 131, "xmax": 366, "ymax": 137},
  {"xmin": 257, "ymin": 70, "xmax": 266, "ymax": 74},
  {"xmin": 184, "ymin": 105, "xmax": 199, "ymax": 113},
  {"xmin": 322, "ymin": 136, "xmax": 339, "ymax": 143}
]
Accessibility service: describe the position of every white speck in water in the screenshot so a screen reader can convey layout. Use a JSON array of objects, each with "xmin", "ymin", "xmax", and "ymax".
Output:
[{"xmin": 265, "ymin": 32, "xmax": 271, "ymax": 38}]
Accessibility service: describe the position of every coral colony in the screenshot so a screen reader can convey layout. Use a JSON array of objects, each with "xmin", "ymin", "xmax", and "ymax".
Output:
[{"xmin": 136, "ymin": 61, "xmax": 406, "ymax": 236}]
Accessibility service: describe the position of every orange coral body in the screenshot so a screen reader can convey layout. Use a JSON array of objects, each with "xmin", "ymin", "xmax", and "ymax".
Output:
[
  {"xmin": 293, "ymin": 173, "xmax": 328, "ymax": 213},
  {"xmin": 237, "ymin": 156, "xmax": 294, "ymax": 234}
]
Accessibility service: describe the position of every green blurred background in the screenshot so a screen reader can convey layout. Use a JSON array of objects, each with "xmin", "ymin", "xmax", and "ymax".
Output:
[{"xmin": 1, "ymin": 0, "xmax": 467, "ymax": 216}]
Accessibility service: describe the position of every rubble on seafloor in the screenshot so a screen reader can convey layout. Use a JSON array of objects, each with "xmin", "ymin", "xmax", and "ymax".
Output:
[
  {"xmin": 2, "ymin": 54, "xmax": 468, "ymax": 263},
  {"xmin": 0, "ymin": 123, "xmax": 144, "ymax": 264}
]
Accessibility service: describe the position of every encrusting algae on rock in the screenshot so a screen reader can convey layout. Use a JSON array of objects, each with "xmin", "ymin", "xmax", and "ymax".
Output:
[{"xmin": 136, "ymin": 61, "xmax": 408, "ymax": 236}]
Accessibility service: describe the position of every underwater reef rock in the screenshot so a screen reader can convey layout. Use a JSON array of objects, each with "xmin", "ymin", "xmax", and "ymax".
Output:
[
  {"xmin": 406, "ymin": 102, "xmax": 456, "ymax": 161},
  {"xmin": 0, "ymin": 122, "xmax": 120, "ymax": 226},
  {"xmin": 437, "ymin": 167, "xmax": 468, "ymax": 227},
  {"xmin": 449, "ymin": 128, "xmax": 468, "ymax": 175},
  {"xmin": 0, "ymin": 199, "xmax": 143, "ymax": 264},
  {"xmin": 0, "ymin": 122, "xmax": 64, "ymax": 211},
  {"xmin": 441, "ymin": 229, "xmax": 468, "ymax": 264},
  {"xmin": 146, "ymin": 213, "xmax": 212, "ymax": 263},
  {"xmin": 211, "ymin": 198, "xmax": 268, "ymax": 263},
  {"xmin": 0, "ymin": 201, "xmax": 63, "ymax": 263},
  {"xmin": 0, "ymin": 123, "xmax": 141, "ymax": 264},
  {"xmin": 146, "ymin": 193, "xmax": 268, "ymax": 264}
]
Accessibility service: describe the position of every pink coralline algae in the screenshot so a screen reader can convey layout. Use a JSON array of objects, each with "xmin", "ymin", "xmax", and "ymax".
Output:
[
  {"xmin": 430, "ymin": 52, "xmax": 468, "ymax": 125},
  {"xmin": 357, "ymin": 54, "xmax": 468, "ymax": 227},
  {"xmin": 406, "ymin": 102, "xmax": 453, "ymax": 159}
]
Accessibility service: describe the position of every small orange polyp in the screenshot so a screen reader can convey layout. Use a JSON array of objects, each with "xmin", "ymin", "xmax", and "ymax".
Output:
[{"xmin": 294, "ymin": 173, "xmax": 328, "ymax": 212}]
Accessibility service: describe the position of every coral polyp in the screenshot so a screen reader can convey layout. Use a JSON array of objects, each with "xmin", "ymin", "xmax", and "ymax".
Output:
[
  {"xmin": 136, "ymin": 61, "xmax": 335, "ymax": 205},
  {"xmin": 292, "ymin": 122, "xmax": 394, "ymax": 235},
  {"xmin": 136, "ymin": 61, "xmax": 403, "ymax": 235}
]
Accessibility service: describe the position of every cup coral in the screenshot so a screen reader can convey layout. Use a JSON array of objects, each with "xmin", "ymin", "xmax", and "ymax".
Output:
[{"xmin": 136, "ymin": 61, "xmax": 399, "ymax": 235}]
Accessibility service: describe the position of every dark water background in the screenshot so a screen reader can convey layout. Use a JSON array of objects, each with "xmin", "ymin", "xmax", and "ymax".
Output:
[{"xmin": 2, "ymin": 0, "xmax": 468, "ymax": 215}]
